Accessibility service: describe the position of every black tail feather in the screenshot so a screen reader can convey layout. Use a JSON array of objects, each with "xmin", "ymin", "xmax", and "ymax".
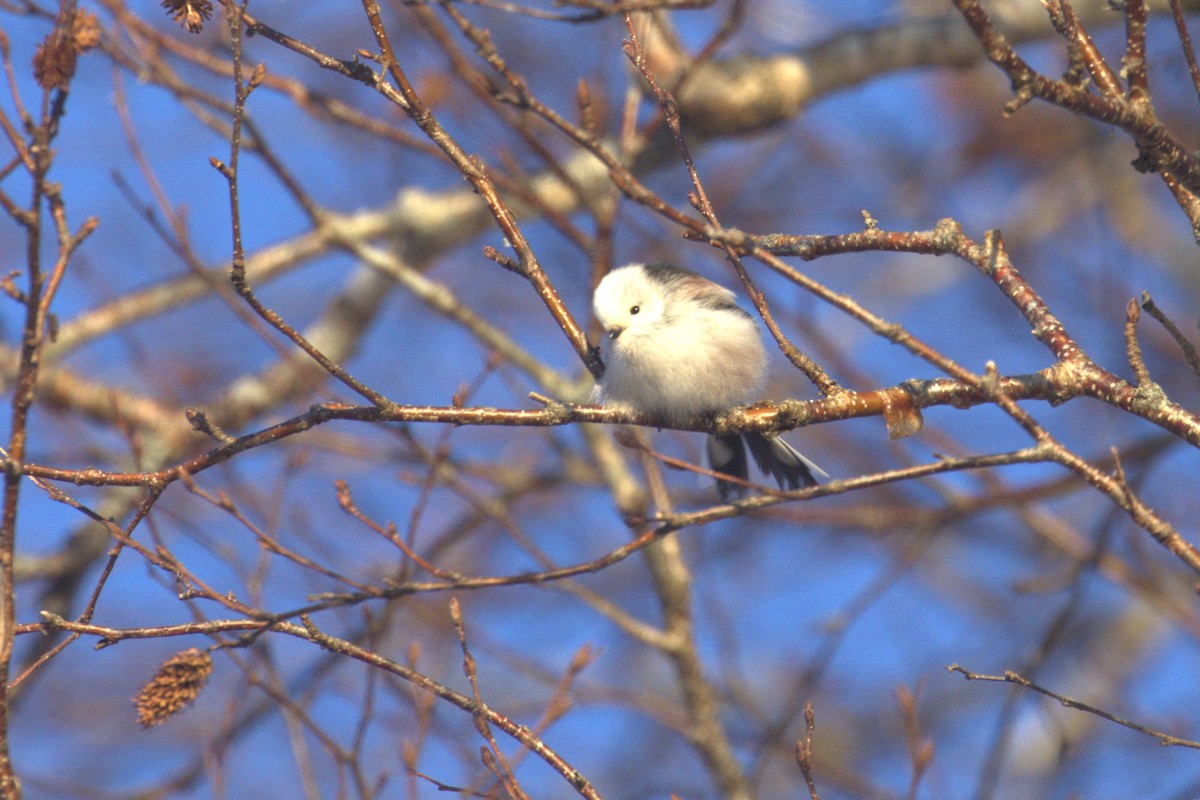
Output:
[
  {"xmin": 744, "ymin": 432, "xmax": 822, "ymax": 490},
  {"xmin": 708, "ymin": 432, "xmax": 824, "ymax": 498},
  {"xmin": 706, "ymin": 433, "xmax": 749, "ymax": 501}
]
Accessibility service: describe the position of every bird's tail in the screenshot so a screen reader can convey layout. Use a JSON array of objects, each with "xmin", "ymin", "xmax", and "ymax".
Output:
[
  {"xmin": 745, "ymin": 432, "xmax": 825, "ymax": 490},
  {"xmin": 707, "ymin": 434, "xmax": 748, "ymax": 500},
  {"xmin": 707, "ymin": 432, "xmax": 825, "ymax": 500}
]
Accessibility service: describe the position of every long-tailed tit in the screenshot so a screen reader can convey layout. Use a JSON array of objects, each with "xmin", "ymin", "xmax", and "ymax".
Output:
[{"xmin": 592, "ymin": 262, "xmax": 824, "ymax": 498}]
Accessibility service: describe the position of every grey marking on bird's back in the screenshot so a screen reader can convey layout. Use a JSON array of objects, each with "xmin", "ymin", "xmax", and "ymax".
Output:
[
  {"xmin": 642, "ymin": 263, "xmax": 747, "ymax": 315},
  {"xmin": 643, "ymin": 263, "xmax": 702, "ymax": 285}
]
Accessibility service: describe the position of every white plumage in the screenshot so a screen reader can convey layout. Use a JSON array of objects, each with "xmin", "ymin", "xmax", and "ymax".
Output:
[{"xmin": 593, "ymin": 263, "xmax": 823, "ymax": 497}]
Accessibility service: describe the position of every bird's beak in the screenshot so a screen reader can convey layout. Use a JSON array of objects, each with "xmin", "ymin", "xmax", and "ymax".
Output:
[{"xmin": 606, "ymin": 327, "xmax": 623, "ymax": 340}]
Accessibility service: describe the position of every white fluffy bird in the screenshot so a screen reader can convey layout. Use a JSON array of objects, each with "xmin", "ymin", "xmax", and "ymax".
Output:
[{"xmin": 592, "ymin": 262, "xmax": 823, "ymax": 497}]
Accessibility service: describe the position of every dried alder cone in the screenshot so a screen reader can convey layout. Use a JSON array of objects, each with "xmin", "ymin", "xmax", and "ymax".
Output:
[
  {"xmin": 133, "ymin": 648, "xmax": 214, "ymax": 727},
  {"xmin": 161, "ymin": 0, "xmax": 213, "ymax": 34},
  {"xmin": 31, "ymin": 10, "xmax": 100, "ymax": 90}
]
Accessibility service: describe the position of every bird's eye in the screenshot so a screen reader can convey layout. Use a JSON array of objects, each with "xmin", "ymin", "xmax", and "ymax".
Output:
[{"xmin": 630, "ymin": 305, "xmax": 640, "ymax": 315}]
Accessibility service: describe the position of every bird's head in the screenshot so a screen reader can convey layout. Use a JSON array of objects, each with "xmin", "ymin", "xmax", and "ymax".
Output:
[{"xmin": 592, "ymin": 264, "xmax": 668, "ymax": 342}]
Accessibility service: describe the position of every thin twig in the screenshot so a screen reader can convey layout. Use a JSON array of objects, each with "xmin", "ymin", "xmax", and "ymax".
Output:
[
  {"xmin": 1122, "ymin": 0, "xmax": 1151, "ymax": 104},
  {"xmin": 948, "ymin": 664, "xmax": 1200, "ymax": 749},
  {"xmin": 795, "ymin": 702, "xmax": 820, "ymax": 800},
  {"xmin": 1124, "ymin": 297, "xmax": 1151, "ymax": 387},
  {"xmin": 450, "ymin": 598, "xmax": 530, "ymax": 800},
  {"xmin": 299, "ymin": 614, "xmax": 600, "ymax": 798},
  {"xmin": 1167, "ymin": 0, "xmax": 1200, "ymax": 104},
  {"xmin": 1140, "ymin": 291, "xmax": 1200, "ymax": 382},
  {"xmin": 219, "ymin": 1, "xmax": 391, "ymax": 409}
]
